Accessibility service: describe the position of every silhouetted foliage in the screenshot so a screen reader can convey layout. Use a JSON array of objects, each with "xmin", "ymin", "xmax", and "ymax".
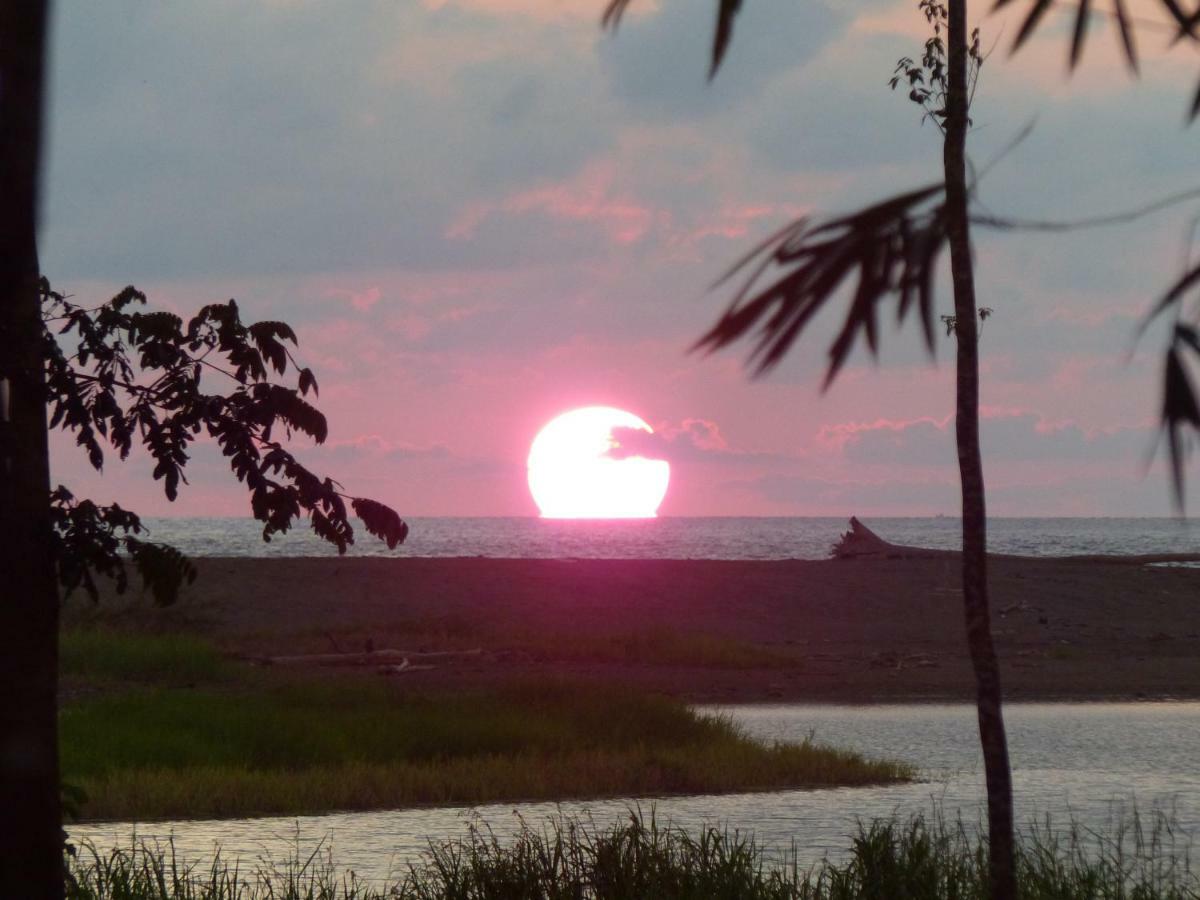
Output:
[
  {"xmin": 47, "ymin": 487, "xmax": 196, "ymax": 607},
  {"xmin": 615, "ymin": 0, "xmax": 1200, "ymax": 509},
  {"xmin": 1150, "ymin": 311, "xmax": 1200, "ymax": 506},
  {"xmin": 695, "ymin": 185, "xmax": 948, "ymax": 384},
  {"xmin": 992, "ymin": 0, "xmax": 1200, "ymax": 103},
  {"xmin": 995, "ymin": 0, "xmax": 1150, "ymax": 73},
  {"xmin": 987, "ymin": 0, "xmax": 1200, "ymax": 504},
  {"xmin": 890, "ymin": 0, "xmax": 983, "ymax": 130},
  {"xmin": 41, "ymin": 278, "xmax": 408, "ymax": 605}
]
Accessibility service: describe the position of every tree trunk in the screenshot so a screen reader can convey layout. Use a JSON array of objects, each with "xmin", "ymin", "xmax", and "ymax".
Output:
[
  {"xmin": 0, "ymin": 3, "xmax": 62, "ymax": 898},
  {"xmin": 943, "ymin": 3, "xmax": 1017, "ymax": 899}
]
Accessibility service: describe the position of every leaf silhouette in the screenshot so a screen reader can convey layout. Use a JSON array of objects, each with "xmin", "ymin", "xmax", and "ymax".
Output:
[
  {"xmin": 710, "ymin": 0, "xmax": 743, "ymax": 78},
  {"xmin": 602, "ymin": 0, "xmax": 744, "ymax": 78},
  {"xmin": 1070, "ymin": 0, "xmax": 1091, "ymax": 69},
  {"xmin": 1142, "ymin": 254, "xmax": 1200, "ymax": 507},
  {"xmin": 298, "ymin": 367, "xmax": 318, "ymax": 397},
  {"xmin": 999, "ymin": 0, "xmax": 1170, "ymax": 75},
  {"xmin": 1005, "ymin": 0, "xmax": 1055, "ymax": 54},
  {"xmin": 353, "ymin": 498, "xmax": 410, "ymax": 550},
  {"xmin": 1145, "ymin": 258, "xmax": 1200, "ymax": 324},
  {"xmin": 1161, "ymin": 344, "xmax": 1200, "ymax": 508},
  {"xmin": 1112, "ymin": 0, "xmax": 1139, "ymax": 72}
]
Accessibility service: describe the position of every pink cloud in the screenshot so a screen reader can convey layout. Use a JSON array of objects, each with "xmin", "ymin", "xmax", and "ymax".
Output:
[
  {"xmin": 817, "ymin": 415, "xmax": 951, "ymax": 451},
  {"xmin": 663, "ymin": 203, "xmax": 786, "ymax": 259},
  {"xmin": 447, "ymin": 162, "xmax": 658, "ymax": 245},
  {"xmin": 419, "ymin": 0, "xmax": 598, "ymax": 20},
  {"xmin": 324, "ymin": 285, "xmax": 382, "ymax": 312}
]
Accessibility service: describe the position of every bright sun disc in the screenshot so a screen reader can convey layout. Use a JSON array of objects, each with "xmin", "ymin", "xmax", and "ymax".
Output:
[{"xmin": 528, "ymin": 407, "xmax": 670, "ymax": 518}]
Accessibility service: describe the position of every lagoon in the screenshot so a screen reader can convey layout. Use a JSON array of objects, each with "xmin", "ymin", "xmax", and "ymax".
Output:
[{"xmin": 70, "ymin": 701, "xmax": 1200, "ymax": 883}]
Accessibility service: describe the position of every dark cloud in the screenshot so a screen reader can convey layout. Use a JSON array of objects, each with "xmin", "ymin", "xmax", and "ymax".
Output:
[
  {"xmin": 729, "ymin": 472, "xmax": 960, "ymax": 512},
  {"xmin": 41, "ymin": 1, "xmax": 611, "ymax": 281},
  {"xmin": 604, "ymin": 418, "xmax": 814, "ymax": 499},
  {"xmin": 607, "ymin": 418, "xmax": 738, "ymax": 463},
  {"xmin": 828, "ymin": 412, "xmax": 1151, "ymax": 467},
  {"xmin": 727, "ymin": 465, "xmax": 1197, "ymax": 516},
  {"xmin": 598, "ymin": 0, "xmax": 842, "ymax": 119}
]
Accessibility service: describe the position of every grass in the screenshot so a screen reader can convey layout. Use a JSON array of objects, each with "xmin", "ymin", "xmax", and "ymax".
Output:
[
  {"xmin": 60, "ymin": 630, "xmax": 907, "ymax": 821},
  {"xmin": 65, "ymin": 810, "xmax": 1200, "ymax": 899},
  {"xmin": 60, "ymin": 629, "xmax": 230, "ymax": 686}
]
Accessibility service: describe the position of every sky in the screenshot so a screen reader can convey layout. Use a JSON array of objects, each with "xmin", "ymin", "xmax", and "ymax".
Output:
[{"xmin": 40, "ymin": 0, "xmax": 1200, "ymax": 518}]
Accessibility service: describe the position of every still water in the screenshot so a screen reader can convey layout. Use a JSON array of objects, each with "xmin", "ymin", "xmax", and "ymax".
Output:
[{"xmin": 71, "ymin": 702, "xmax": 1200, "ymax": 883}]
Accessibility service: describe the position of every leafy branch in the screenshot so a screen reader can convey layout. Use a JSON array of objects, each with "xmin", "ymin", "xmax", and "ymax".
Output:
[
  {"xmin": 48, "ymin": 487, "xmax": 196, "ymax": 606},
  {"xmin": 42, "ymin": 279, "xmax": 409, "ymax": 604},
  {"xmin": 890, "ymin": 0, "xmax": 985, "ymax": 132}
]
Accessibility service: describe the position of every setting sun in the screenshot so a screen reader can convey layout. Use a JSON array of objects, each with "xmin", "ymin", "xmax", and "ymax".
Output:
[{"xmin": 528, "ymin": 407, "xmax": 670, "ymax": 518}]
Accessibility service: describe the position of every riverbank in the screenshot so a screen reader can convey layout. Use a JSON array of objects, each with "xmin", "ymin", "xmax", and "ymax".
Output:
[{"xmin": 67, "ymin": 554, "xmax": 1200, "ymax": 703}]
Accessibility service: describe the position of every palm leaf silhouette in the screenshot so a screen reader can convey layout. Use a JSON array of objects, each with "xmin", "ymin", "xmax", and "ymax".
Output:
[
  {"xmin": 694, "ymin": 184, "xmax": 948, "ymax": 388},
  {"xmin": 1147, "ymin": 262, "xmax": 1200, "ymax": 506}
]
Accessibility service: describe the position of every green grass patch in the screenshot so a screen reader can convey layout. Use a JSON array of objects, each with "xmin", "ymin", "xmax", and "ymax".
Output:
[
  {"xmin": 62, "ymin": 680, "xmax": 908, "ymax": 820},
  {"xmin": 60, "ymin": 629, "xmax": 899, "ymax": 822},
  {"xmin": 60, "ymin": 629, "xmax": 230, "ymax": 686},
  {"xmin": 66, "ymin": 810, "xmax": 1199, "ymax": 899}
]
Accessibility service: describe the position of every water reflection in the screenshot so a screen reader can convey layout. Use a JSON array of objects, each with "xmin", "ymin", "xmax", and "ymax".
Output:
[{"xmin": 70, "ymin": 702, "xmax": 1200, "ymax": 884}]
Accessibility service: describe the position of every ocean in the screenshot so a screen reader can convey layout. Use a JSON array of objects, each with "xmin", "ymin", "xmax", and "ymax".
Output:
[{"xmin": 140, "ymin": 516, "xmax": 1199, "ymax": 561}]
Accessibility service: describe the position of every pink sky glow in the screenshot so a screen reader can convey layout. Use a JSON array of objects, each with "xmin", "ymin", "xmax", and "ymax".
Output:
[{"xmin": 41, "ymin": 0, "xmax": 1200, "ymax": 518}]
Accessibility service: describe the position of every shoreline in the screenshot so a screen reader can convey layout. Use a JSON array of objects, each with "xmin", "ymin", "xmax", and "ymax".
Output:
[{"xmin": 69, "ymin": 554, "xmax": 1200, "ymax": 705}]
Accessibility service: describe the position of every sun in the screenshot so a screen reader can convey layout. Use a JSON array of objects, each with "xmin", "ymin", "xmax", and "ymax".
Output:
[{"xmin": 528, "ymin": 407, "xmax": 670, "ymax": 518}]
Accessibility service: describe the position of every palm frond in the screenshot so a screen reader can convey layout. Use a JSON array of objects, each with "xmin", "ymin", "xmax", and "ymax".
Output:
[
  {"xmin": 1112, "ymin": 0, "xmax": 1139, "ymax": 72},
  {"xmin": 1144, "ymin": 255, "xmax": 1200, "ymax": 508},
  {"xmin": 1160, "ymin": 336, "xmax": 1200, "ymax": 508},
  {"xmin": 710, "ymin": 0, "xmax": 744, "ymax": 78},
  {"xmin": 601, "ymin": 0, "xmax": 633, "ymax": 30},
  {"xmin": 1071, "ymin": 0, "xmax": 1092, "ymax": 69},
  {"xmin": 997, "ymin": 0, "xmax": 1153, "ymax": 68},
  {"xmin": 694, "ymin": 184, "xmax": 948, "ymax": 388}
]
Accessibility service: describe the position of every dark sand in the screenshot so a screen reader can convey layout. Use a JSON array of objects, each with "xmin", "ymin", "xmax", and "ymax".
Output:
[{"xmin": 71, "ymin": 555, "xmax": 1200, "ymax": 703}]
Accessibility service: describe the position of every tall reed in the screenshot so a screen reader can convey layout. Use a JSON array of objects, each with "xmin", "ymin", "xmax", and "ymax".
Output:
[{"xmin": 66, "ymin": 808, "xmax": 1198, "ymax": 899}]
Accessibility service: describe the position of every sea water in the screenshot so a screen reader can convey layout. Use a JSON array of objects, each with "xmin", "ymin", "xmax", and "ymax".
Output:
[{"xmin": 142, "ymin": 516, "xmax": 1198, "ymax": 560}]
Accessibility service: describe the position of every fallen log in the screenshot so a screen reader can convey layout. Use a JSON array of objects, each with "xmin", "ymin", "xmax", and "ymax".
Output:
[{"xmin": 257, "ymin": 648, "xmax": 484, "ymax": 667}]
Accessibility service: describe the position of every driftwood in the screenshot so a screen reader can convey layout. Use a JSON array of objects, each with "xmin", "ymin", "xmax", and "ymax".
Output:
[
  {"xmin": 258, "ymin": 648, "xmax": 483, "ymax": 667},
  {"xmin": 832, "ymin": 517, "xmax": 954, "ymax": 560},
  {"xmin": 832, "ymin": 517, "xmax": 1200, "ymax": 565}
]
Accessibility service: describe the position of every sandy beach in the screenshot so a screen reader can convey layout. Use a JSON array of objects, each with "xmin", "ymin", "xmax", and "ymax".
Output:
[{"xmin": 71, "ymin": 554, "xmax": 1200, "ymax": 704}]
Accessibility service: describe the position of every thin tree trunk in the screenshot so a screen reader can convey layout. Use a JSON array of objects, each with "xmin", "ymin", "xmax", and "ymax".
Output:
[
  {"xmin": 943, "ymin": 2, "xmax": 1016, "ymax": 899},
  {"xmin": 0, "ymin": 3, "xmax": 62, "ymax": 898}
]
